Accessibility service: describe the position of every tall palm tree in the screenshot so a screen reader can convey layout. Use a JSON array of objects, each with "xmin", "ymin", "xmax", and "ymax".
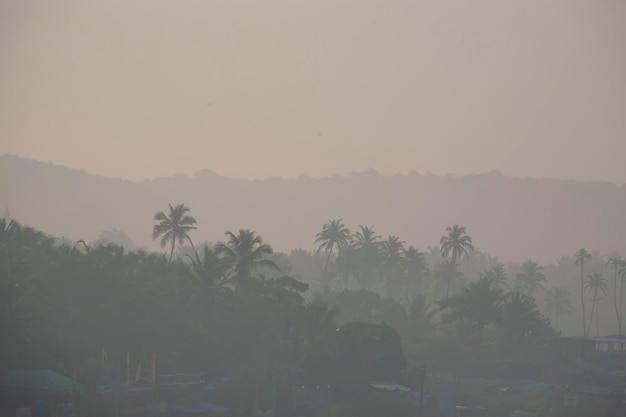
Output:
[
  {"xmin": 585, "ymin": 272, "xmax": 607, "ymax": 337},
  {"xmin": 607, "ymin": 256, "xmax": 623, "ymax": 335},
  {"xmin": 380, "ymin": 236, "xmax": 405, "ymax": 296},
  {"xmin": 621, "ymin": 261, "xmax": 626, "ymax": 332},
  {"xmin": 574, "ymin": 248, "xmax": 592, "ymax": 336},
  {"xmin": 439, "ymin": 225, "xmax": 474, "ymax": 299},
  {"xmin": 483, "ymin": 264, "xmax": 510, "ymax": 290},
  {"xmin": 314, "ymin": 219, "xmax": 351, "ymax": 284},
  {"xmin": 152, "ymin": 203, "xmax": 197, "ymax": 262},
  {"xmin": 544, "ymin": 286, "xmax": 573, "ymax": 329},
  {"xmin": 514, "ymin": 260, "xmax": 546, "ymax": 297},
  {"xmin": 403, "ymin": 246, "xmax": 429, "ymax": 297},
  {"xmin": 215, "ymin": 229, "xmax": 279, "ymax": 292},
  {"xmin": 334, "ymin": 243, "xmax": 360, "ymax": 290},
  {"xmin": 352, "ymin": 225, "xmax": 382, "ymax": 289}
]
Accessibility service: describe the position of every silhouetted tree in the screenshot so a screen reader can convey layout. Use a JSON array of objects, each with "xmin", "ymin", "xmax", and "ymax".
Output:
[
  {"xmin": 514, "ymin": 260, "xmax": 546, "ymax": 297},
  {"xmin": 499, "ymin": 292, "xmax": 543, "ymax": 345},
  {"xmin": 483, "ymin": 264, "xmax": 510, "ymax": 290},
  {"xmin": 380, "ymin": 236, "xmax": 405, "ymax": 296},
  {"xmin": 188, "ymin": 243, "xmax": 231, "ymax": 304},
  {"xmin": 575, "ymin": 248, "xmax": 592, "ymax": 335},
  {"xmin": 314, "ymin": 219, "xmax": 351, "ymax": 285},
  {"xmin": 439, "ymin": 275, "xmax": 503, "ymax": 346},
  {"xmin": 608, "ymin": 256, "xmax": 623, "ymax": 334},
  {"xmin": 544, "ymin": 286, "xmax": 573, "ymax": 329},
  {"xmin": 439, "ymin": 225, "xmax": 474, "ymax": 299},
  {"xmin": 352, "ymin": 225, "xmax": 382, "ymax": 289},
  {"xmin": 403, "ymin": 246, "xmax": 429, "ymax": 297},
  {"xmin": 152, "ymin": 203, "xmax": 197, "ymax": 262},
  {"xmin": 585, "ymin": 272, "xmax": 607, "ymax": 336},
  {"xmin": 216, "ymin": 229, "xmax": 279, "ymax": 292}
]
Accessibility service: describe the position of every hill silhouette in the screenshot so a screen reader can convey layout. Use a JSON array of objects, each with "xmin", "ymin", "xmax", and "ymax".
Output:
[{"xmin": 1, "ymin": 154, "xmax": 624, "ymax": 263}]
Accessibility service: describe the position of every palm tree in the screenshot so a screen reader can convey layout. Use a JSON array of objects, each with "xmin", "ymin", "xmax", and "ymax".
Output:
[
  {"xmin": 404, "ymin": 294, "xmax": 437, "ymax": 342},
  {"xmin": 544, "ymin": 286, "xmax": 573, "ymax": 329},
  {"xmin": 380, "ymin": 236, "xmax": 405, "ymax": 296},
  {"xmin": 403, "ymin": 246, "xmax": 429, "ymax": 297},
  {"xmin": 621, "ymin": 261, "xmax": 626, "ymax": 332},
  {"xmin": 352, "ymin": 225, "xmax": 382, "ymax": 289},
  {"xmin": 188, "ymin": 243, "xmax": 231, "ymax": 301},
  {"xmin": 433, "ymin": 260, "xmax": 463, "ymax": 301},
  {"xmin": 483, "ymin": 264, "xmax": 510, "ymax": 290},
  {"xmin": 439, "ymin": 275, "xmax": 503, "ymax": 345},
  {"xmin": 215, "ymin": 229, "xmax": 279, "ymax": 292},
  {"xmin": 499, "ymin": 291, "xmax": 543, "ymax": 344},
  {"xmin": 152, "ymin": 203, "xmax": 197, "ymax": 262},
  {"xmin": 314, "ymin": 219, "xmax": 351, "ymax": 284},
  {"xmin": 334, "ymin": 243, "xmax": 360, "ymax": 290},
  {"xmin": 607, "ymin": 256, "xmax": 623, "ymax": 334},
  {"xmin": 439, "ymin": 225, "xmax": 474, "ymax": 299},
  {"xmin": 574, "ymin": 248, "xmax": 592, "ymax": 336},
  {"xmin": 585, "ymin": 272, "xmax": 607, "ymax": 336},
  {"xmin": 514, "ymin": 261, "xmax": 546, "ymax": 297}
]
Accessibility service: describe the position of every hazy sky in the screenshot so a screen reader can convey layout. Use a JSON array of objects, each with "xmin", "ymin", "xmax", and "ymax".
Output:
[{"xmin": 1, "ymin": 0, "xmax": 625, "ymax": 183}]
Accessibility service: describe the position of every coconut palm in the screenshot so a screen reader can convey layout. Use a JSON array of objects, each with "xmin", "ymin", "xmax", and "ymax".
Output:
[
  {"xmin": 574, "ymin": 248, "xmax": 592, "ymax": 336},
  {"xmin": 585, "ymin": 272, "xmax": 607, "ymax": 336},
  {"xmin": 621, "ymin": 261, "xmax": 626, "ymax": 332},
  {"xmin": 439, "ymin": 225, "xmax": 474, "ymax": 299},
  {"xmin": 352, "ymin": 225, "xmax": 382, "ymax": 289},
  {"xmin": 188, "ymin": 243, "xmax": 231, "ymax": 301},
  {"xmin": 314, "ymin": 219, "xmax": 351, "ymax": 284},
  {"xmin": 152, "ymin": 203, "xmax": 197, "ymax": 262},
  {"xmin": 215, "ymin": 229, "xmax": 279, "ymax": 292},
  {"xmin": 404, "ymin": 294, "xmax": 437, "ymax": 342},
  {"xmin": 403, "ymin": 246, "xmax": 429, "ymax": 296},
  {"xmin": 607, "ymin": 256, "xmax": 623, "ymax": 334},
  {"xmin": 483, "ymin": 264, "xmax": 510, "ymax": 290},
  {"xmin": 514, "ymin": 260, "xmax": 546, "ymax": 297},
  {"xmin": 499, "ymin": 291, "xmax": 543, "ymax": 344},
  {"xmin": 544, "ymin": 286, "xmax": 573, "ymax": 329},
  {"xmin": 439, "ymin": 275, "xmax": 503, "ymax": 344},
  {"xmin": 334, "ymin": 243, "xmax": 360, "ymax": 290},
  {"xmin": 380, "ymin": 236, "xmax": 406, "ymax": 296},
  {"xmin": 434, "ymin": 260, "xmax": 463, "ymax": 301}
]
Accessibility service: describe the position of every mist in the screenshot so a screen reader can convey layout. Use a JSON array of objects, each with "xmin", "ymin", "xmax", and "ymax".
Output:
[{"xmin": 2, "ymin": 0, "xmax": 626, "ymax": 416}]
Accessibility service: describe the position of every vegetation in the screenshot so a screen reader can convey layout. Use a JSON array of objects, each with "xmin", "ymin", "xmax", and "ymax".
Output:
[
  {"xmin": 1, "ymin": 213, "xmax": 625, "ymax": 416},
  {"xmin": 152, "ymin": 203, "xmax": 197, "ymax": 261}
]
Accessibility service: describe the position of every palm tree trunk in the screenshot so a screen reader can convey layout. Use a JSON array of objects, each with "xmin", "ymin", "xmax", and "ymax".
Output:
[
  {"xmin": 587, "ymin": 295, "xmax": 595, "ymax": 338},
  {"xmin": 614, "ymin": 269, "xmax": 621, "ymax": 336},
  {"xmin": 169, "ymin": 239, "xmax": 175, "ymax": 262},
  {"xmin": 446, "ymin": 254, "xmax": 457, "ymax": 299},
  {"xmin": 580, "ymin": 264, "xmax": 587, "ymax": 336},
  {"xmin": 322, "ymin": 249, "xmax": 332, "ymax": 287},
  {"xmin": 619, "ymin": 274, "xmax": 624, "ymax": 336},
  {"xmin": 596, "ymin": 302, "xmax": 600, "ymax": 336}
]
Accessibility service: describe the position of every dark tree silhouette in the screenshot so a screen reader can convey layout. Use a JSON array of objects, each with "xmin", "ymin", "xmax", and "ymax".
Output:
[
  {"xmin": 314, "ymin": 219, "xmax": 351, "ymax": 285},
  {"xmin": 608, "ymin": 256, "xmax": 623, "ymax": 335},
  {"xmin": 575, "ymin": 248, "xmax": 592, "ymax": 336},
  {"xmin": 439, "ymin": 225, "xmax": 474, "ymax": 299},
  {"xmin": 152, "ymin": 203, "xmax": 197, "ymax": 262},
  {"xmin": 585, "ymin": 272, "xmax": 607, "ymax": 337},
  {"xmin": 514, "ymin": 260, "xmax": 546, "ymax": 297},
  {"xmin": 215, "ymin": 229, "xmax": 279, "ymax": 292},
  {"xmin": 544, "ymin": 286, "xmax": 573, "ymax": 329}
]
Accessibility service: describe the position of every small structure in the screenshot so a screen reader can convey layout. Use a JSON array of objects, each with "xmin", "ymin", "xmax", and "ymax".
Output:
[{"xmin": 0, "ymin": 369, "xmax": 87, "ymax": 416}]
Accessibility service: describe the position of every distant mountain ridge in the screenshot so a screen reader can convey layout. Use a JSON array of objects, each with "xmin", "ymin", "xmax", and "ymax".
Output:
[{"xmin": 1, "ymin": 154, "xmax": 624, "ymax": 263}]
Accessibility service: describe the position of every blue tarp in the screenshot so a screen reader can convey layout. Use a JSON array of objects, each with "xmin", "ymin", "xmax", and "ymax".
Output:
[
  {"xmin": 563, "ymin": 336, "xmax": 626, "ymax": 344},
  {"xmin": 167, "ymin": 402, "xmax": 230, "ymax": 413}
]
